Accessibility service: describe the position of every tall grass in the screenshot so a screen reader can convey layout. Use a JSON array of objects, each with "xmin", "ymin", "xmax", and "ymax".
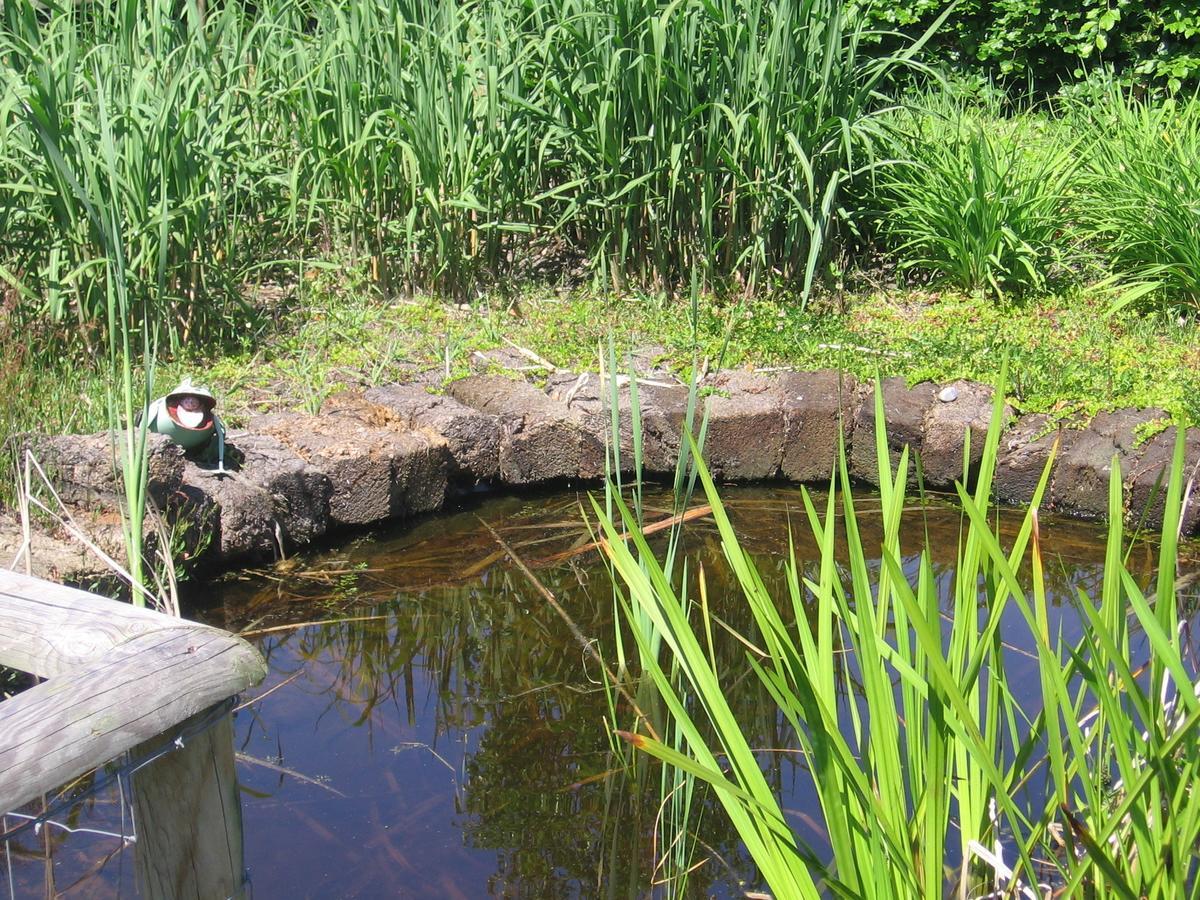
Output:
[
  {"xmin": 599, "ymin": 324, "xmax": 714, "ymax": 893},
  {"xmin": 599, "ymin": 375, "xmax": 1200, "ymax": 896},
  {"xmin": 4, "ymin": 17, "xmax": 175, "ymax": 608},
  {"xmin": 0, "ymin": 0, "xmax": 941, "ymax": 350},
  {"xmin": 1070, "ymin": 87, "xmax": 1200, "ymax": 311},
  {"xmin": 4, "ymin": 0, "xmax": 1200, "ymax": 357},
  {"xmin": 1, "ymin": 0, "xmax": 276, "ymax": 349}
]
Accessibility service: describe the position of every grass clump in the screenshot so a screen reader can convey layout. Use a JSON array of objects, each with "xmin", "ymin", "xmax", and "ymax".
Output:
[
  {"xmin": 601, "ymin": 376, "xmax": 1200, "ymax": 897},
  {"xmin": 1071, "ymin": 87, "xmax": 1200, "ymax": 311},
  {"xmin": 868, "ymin": 85, "xmax": 1200, "ymax": 314},
  {"xmin": 0, "ymin": 0, "xmax": 277, "ymax": 349},
  {"xmin": 877, "ymin": 104, "xmax": 1075, "ymax": 298}
]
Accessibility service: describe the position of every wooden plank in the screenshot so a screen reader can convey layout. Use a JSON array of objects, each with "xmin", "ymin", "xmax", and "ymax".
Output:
[
  {"xmin": 0, "ymin": 569, "xmax": 168, "ymax": 678},
  {"xmin": 0, "ymin": 624, "xmax": 266, "ymax": 811},
  {"xmin": 134, "ymin": 711, "xmax": 248, "ymax": 900}
]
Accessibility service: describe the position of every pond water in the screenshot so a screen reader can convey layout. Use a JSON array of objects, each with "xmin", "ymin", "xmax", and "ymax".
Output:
[{"xmin": 4, "ymin": 485, "xmax": 1198, "ymax": 897}]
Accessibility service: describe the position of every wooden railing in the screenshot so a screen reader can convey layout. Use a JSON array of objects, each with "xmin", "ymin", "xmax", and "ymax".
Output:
[{"xmin": 0, "ymin": 570, "xmax": 266, "ymax": 898}]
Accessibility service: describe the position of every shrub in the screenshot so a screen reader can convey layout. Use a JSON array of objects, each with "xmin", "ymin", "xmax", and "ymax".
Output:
[{"xmin": 857, "ymin": 0, "xmax": 1200, "ymax": 95}]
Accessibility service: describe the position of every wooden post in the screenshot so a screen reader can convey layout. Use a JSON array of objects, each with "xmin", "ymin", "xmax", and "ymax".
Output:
[
  {"xmin": 0, "ymin": 569, "xmax": 266, "ymax": 900},
  {"xmin": 133, "ymin": 710, "xmax": 248, "ymax": 900}
]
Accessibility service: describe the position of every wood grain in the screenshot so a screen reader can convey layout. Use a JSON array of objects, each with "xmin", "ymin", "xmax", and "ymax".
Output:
[
  {"xmin": 0, "ymin": 570, "xmax": 266, "ymax": 813},
  {"xmin": 0, "ymin": 570, "xmax": 168, "ymax": 678}
]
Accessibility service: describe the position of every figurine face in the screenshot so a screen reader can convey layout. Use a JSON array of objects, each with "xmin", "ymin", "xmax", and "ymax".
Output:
[{"xmin": 167, "ymin": 392, "xmax": 214, "ymax": 430}]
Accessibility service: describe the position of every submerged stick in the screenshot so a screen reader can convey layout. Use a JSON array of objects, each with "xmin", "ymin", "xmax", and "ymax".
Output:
[
  {"xmin": 479, "ymin": 518, "xmax": 661, "ymax": 743},
  {"xmin": 234, "ymin": 752, "xmax": 346, "ymax": 797},
  {"xmin": 535, "ymin": 504, "xmax": 713, "ymax": 565},
  {"xmin": 239, "ymin": 613, "xmax": 396, "ymax": 638}
]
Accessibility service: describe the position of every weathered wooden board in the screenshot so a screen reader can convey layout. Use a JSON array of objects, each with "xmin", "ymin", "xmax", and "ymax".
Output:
[
  {"xmin": 0, "ymin": 569, "xmax": 266, "ymax": 814},
  {"xmin": 0, "ymin": 569, "xmax": 169, "ymax": 678},
  {"xmin": 0, "ymin": 624, "xmax": 265, "ymax": 812}
]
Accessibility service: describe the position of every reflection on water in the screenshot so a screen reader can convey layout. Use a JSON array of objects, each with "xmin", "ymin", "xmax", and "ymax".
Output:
[
  {"xmin": 200, "ymin": 486, "xmax": 1188, "ymax": 898},
  {"xmin": 5, "ymin": 486, "xmax": 1197, "ymax": 897}
]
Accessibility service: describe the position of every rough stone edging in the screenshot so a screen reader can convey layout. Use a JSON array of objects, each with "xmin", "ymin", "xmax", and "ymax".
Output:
[{"xmin": 19, "ymin": 368, "xmax": 1200, "ymax": 578}]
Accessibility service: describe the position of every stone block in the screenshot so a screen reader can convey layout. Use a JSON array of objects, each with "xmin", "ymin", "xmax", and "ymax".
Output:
[
  {"xmin": 542, "ymin": 371, "xmax": 693, "ymax": 478},
  {"xmin": 632, "ymin": 381, "xmax": 692, "ymax": 476},
  {"xmin": 0, "ymin": 514, "xmax": 108, "ymax": 586},
  {"xmin": 250, "ymin": 413, "xmax": 448, "ymax": 528},
  {"xmin": 26, "ymin": 432, "xmax": 185, "ymax": 510},
  {"xmin": 1050, "ymin": 408, "xmax": 1167, "ymax": 519},
  {"xmin": 849, "ymin": 377, "xmax": 937, "ymax": 486},
  {"xmin": 180, "ymin": 433, "xmax": 331, "ymax": 562},
  {"xmin": 1050, "ymin": 428, "xmax": 1119, "ymax": 519},
  {"xmin": 544, "ymin": 371, "xmax": 634, "ymax": 477},
  {"xmin": 776, "ymin": 369, "xmax": 857, "ymax": 484},
  {"xmin": 447, "ymin": 376, "xmax": 596, "ymax": 483},
  {"xmin": 1126, "ymin": 425, "xmax": 1200, "ymax": 535},
  {"xmin": 994, "ymin": 414, "xmax": 1068, "ymax": 507},
  {"xmin": 363, "ymin": 383, "xmax": 502, "ymax": 483},
  {"xmin": 921, "ymin": 380, "xmax": 1007, "ymax": 489},
  {"xmin": 701, "ymin": 371, "xmax": 789, "ymax": 480}
]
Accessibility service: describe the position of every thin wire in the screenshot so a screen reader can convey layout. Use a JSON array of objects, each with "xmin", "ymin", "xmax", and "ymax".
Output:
[
  {"xmin": 0, "ymin": 813, "xmax": 133, "ymax": 844},
  {"xmin": 4, "ymin": 814, "xmax": 14, "ymax": 900},
  {"xmin": 117, "ymin": 771, "xmax": 130, "ymax": 892}
]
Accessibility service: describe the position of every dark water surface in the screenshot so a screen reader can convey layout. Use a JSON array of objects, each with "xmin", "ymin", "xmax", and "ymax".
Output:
[{"xmin": 5, "ymin": 485, "xmax": 1198, "ymax": 898}]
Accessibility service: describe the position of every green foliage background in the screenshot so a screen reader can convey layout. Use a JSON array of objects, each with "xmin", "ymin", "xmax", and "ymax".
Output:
[{"xmin": 859, "ymin": 0, "xmax": 1200, "ymax": 92}]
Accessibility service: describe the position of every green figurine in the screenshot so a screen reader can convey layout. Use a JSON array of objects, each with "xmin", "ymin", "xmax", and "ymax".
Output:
[{"xmin": 144, "ymin": 380, "xmax": 227, "ymax": 472}]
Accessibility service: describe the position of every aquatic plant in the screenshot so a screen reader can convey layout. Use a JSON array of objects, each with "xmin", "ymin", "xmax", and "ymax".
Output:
[{"xmin": 599, "ymin": 375, "xmax": 1200, "ymax": 896}]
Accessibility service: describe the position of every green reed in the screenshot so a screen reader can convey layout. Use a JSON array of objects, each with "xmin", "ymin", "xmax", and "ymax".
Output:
[
  {"xmin": 599, "ymin": 373, "xmax": 1200, "ymax": 897},
  {"xmin": 6, "ymin": 0, "xmax": 1200, "ymax": 354},
  {"xmin": 1, "ymin": 0, "xmax": 275, "ymax": 349},
  {"xmin": 1, "ymin": 0, "xmax": 942, "ymax": 351}
]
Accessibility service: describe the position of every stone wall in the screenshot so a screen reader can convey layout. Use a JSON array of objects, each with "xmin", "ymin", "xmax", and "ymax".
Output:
[{"xmin": 17, "ymin": 368, "xmax": 1200, "ymax": 580}]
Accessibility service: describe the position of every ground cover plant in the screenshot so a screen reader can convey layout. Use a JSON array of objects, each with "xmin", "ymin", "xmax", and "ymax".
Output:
[
  {"xmin": 7, "ymin": 283, "xmax": 1197, "ymax": 448},
  {"xmin": 600, "ymin": 378, "xmax": 1200, "ymax": 896}
]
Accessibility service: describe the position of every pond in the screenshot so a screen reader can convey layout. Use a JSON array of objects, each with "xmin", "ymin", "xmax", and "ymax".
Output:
[{"xmin": 4, "ymin": 484, "xmax": 1197, "ymax": 897}]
